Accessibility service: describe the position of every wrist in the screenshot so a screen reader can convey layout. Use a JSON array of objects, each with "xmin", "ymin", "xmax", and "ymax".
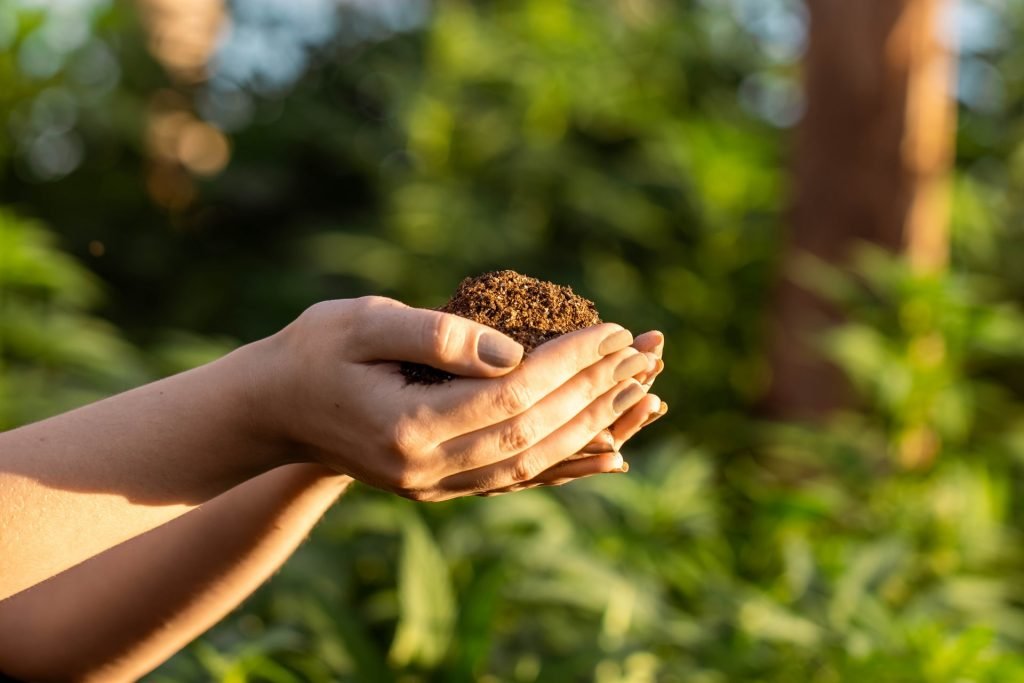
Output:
[
  {"xmin": 220, "ymin": 336, "xmax": 308, "ymax": 472},
  {"xmin": 278, "ymin": 462, "xmax": 355, "ymax": 492}
]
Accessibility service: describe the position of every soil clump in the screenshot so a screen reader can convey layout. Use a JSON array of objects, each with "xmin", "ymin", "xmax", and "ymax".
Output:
[{"xmin": 401, "ymin": 270, "xmax": 602, "ymax": 384}]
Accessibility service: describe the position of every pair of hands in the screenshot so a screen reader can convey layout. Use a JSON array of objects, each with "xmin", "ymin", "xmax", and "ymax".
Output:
[{"xmin": 249, "ymin": 296, "xmax": 666, "ymax": 502}]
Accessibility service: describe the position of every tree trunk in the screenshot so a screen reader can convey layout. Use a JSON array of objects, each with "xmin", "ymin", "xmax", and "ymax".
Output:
[{"xmin": 764, "ymin": 0, "xmax": 957, "ymax": 419}]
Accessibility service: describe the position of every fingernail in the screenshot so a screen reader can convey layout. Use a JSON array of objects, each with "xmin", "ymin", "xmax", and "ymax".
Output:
[
  {"xmin": 478, "ymin": 333, "xmax": 524, "ymax": 368},
  {"xmin": 610, "ymin": 453, "xmax": 624, "ymax": 470},
  {"xmin": 613, "ymin": 352, "xmax": 648, "ymax": 382},
  {"xmin": 641, "ymin": 402, "xmax": 669, "ymax": 428},
  {"xmin": 599, "ymin": 328, "xmax": 633, "ymax": 355},
  {"xmin": 652, "ymin": 331, "xmax": 665, "ymax": 356},
  {"xmin": 580, "ymin": 429, "xmax": 616, "ymax": 454},
  {"xmin": 643, "ymin": 359, "xmax": 665, "ymax": 389},
  {"xmin": 613, "ymin": 381, "xmax": 645, "ymax": 413},
  {"xmin": 645, "ymin": 353, "xmax": 658, "ymax": 373},
  {"xmin": 617, "ymin": 461, "xmax": 630, "ymax": 473}
]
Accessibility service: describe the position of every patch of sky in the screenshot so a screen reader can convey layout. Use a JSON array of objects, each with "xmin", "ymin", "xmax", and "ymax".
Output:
[
  {"xmin": 211, "ymin": 0, "xmax": 429, "ymax": 95},
  {"xmin": 729, "ymin": 0, "xmax": 807, "ymax": 64}
]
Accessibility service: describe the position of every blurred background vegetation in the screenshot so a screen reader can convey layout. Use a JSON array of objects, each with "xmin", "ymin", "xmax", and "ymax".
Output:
[{"xmin": 5, "ymin": 0, "xmax": 1024, "ymax": 680}]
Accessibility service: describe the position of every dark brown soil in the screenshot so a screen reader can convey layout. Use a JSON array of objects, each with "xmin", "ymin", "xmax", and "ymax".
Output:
[{"xmin": 401, "ymin": 270, "xmax": 602, "ymax": 384}]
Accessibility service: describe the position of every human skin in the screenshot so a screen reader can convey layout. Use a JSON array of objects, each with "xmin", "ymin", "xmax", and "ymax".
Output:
[
  {"xmin": 0, "ymin": 297, "xmax": 665, "ymax": 681},
  {"xmin": 0, "ymin": 333, "xmax": 663, "ymax": 683},
  {"xmin": 0, "ymin": 463, "xmax": 353, "ymax": 683}
]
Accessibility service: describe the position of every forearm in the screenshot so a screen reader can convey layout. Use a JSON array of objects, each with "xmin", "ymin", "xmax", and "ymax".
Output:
[
  {"xmin": 0, "ymin": 340, "xmax": 288, "ymax": 599},
  {"xmin": 0, "ymin": 463, "xmax": 351, "ymax": 683}
]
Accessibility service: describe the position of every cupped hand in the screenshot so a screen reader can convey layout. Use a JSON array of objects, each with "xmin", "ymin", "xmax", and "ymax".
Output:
[
  {"xmin": 581, "ymin": 329, "xmax": 666, "ymax": 450},
  {"xmin": 476, "ymin": 329, "xmax": 668, "ymax": 496},
  {"xmin": 253, "ymin": 296, "xmax": 653, "ymax": 501},
  {"xmin": 611, "ymin": 329, "xmax": 667, "ymax": 446}
]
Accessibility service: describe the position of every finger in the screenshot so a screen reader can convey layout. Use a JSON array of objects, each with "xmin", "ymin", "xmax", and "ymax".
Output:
[
  {"xmin": 632, "ymin": 330, "xmax": 664, "ymax": 356},
  {"xmin": 574, "ymin": 390, "xmax": 660, "ymax": 458},
  {"xmin": 424, "ymin": 323, "xmax": 634, "ymax": 432},
  {"xmin": 579, "ymin": 428, "xmax": 616, "ymax": 455},
  {"xmin": 440, "ymin": 379, "xmax": 647, "ymax": 494},
  {"xmin": 611, "ymin": 396, "xmax": 666, "ymax": 447},
  {"xmin": 640, "ymin": 400, "xmax": 668, "ymax": 428},
  {"xmin": 631, "ymin": 330, "xmax": 664, "ymax": 385},
  {"xmin": 475, "ymin": 452, "xmax": 623, "ymax": 496},
  {"xmin": 576, "ymin": 334, "xmax": 663, "ymax": 454},
  {"xmin": 578, "ymin": 350, "xmax": 659, "ymax": 455},
  {"xmin": 349, "ymin": 296, "xmax": 524, "ymax": 377},
  {"xmin": 536, "ymin": 451, "xmax": 626, "ymax": 481},
  {"xmin": 438, "ymin": 347, "xmax": 648, "ymax": 471},
  {"xmin": 573, "ymin": 394, "xmax": 659, "ymax": 460},
  {"xmin": 643, "ymin": 358, "xmax": 664, "ymax": 390}
]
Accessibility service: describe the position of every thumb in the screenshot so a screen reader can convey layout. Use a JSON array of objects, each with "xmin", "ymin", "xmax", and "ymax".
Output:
[{"xmin": 351, "ymin": 297, "xmax": 524, "ymax": 378}]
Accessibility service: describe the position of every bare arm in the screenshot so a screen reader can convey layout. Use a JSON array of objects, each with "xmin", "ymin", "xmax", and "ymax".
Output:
[
  {"xmin": 0, "ymin": 296, "xmax": 541, "ymax": 599},
  {"xmin": 0, "ymin": 344, "xmax": 284, "ymax": 600},
  {"xmin": 0, "ymin": 296, "xmax": 664, "ymax": 681},
  {"xmin": 1, "ymin": 296, "xmax": 654, "ymax": 599},
  {"xmin": 0, "ymin": 464, "xmax": 351, "ymax": 683}
]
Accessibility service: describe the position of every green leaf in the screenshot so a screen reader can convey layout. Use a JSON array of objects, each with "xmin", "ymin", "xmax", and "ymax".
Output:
[{"xmin": 389, "ymin": 508, "xmax": 456, "ymax": 668}]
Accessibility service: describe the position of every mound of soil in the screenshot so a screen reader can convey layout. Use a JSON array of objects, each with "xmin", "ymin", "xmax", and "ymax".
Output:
[{"xmin": 401, "ymin": 270, "xmax": 602, "ymax": 384}]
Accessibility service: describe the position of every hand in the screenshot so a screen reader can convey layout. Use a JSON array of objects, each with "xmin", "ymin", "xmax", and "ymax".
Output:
[
  {"xmin": 612, "ymin": 329, "xmax": 667, "ymax": 448},
  {"xmin": 578, "ymin": 329, "xmax": 667, "ymax": 452},
  {"xmin": 251, "ymin": 297, "xmax": 651, "ymax": 501},
  {"xmin": 476, "ymin": 330, "xmax": 668, "ymax": 496}
]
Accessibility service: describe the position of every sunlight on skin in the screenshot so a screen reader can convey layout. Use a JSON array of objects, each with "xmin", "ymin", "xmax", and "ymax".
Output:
[
  {"xmin": 476, "ymin": 330, "xmax": 668, "ymax": 496},
  {"xmin": 0, "ymin": 330, "xmax": 669, "ymax": 680},
  {"xmin": 0, "ymin": 296, "xmax": 669, "ymax": 681},
  {"xmin": 0, "ymin": 299, "xmax": 660, "ymax": 599}
]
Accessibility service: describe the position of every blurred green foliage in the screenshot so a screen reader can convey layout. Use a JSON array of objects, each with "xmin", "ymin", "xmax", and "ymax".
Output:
[
  {"xmin": 0, "ymin": 209, "xmax": 146, "ymax": 427},
  {"xmin": 5, "ymin": 0, "xmax": 1024, "ymax": 681}
]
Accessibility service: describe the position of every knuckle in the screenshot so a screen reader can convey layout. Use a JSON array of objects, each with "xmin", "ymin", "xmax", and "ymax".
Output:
[
  {"xmin": 391, "ymin": 469, "xmax": 437, "ymax": 501},
  {"xmin": 473, "ymin": 471, "xmax": 504, "ymax": 492},
  {"xmin": 392, "ymin": 469, "xmax": 423, "ymax": 494},
  {"xmin": 297, "ymin": 300, "xmax": 338, "ymax": 329},
  {"xmin": 494, "ymin": 379, "xmax": 531, "ymax": 416},
  {"xmin": 578, "ymin": 412, "xmax": 609, "ymax": 441},
  {"xmin": 498, "ymin": 419, "xmax": 535, "ymax": 454},
  {"xmin": 579, "ymin": 367, "xmax": 606, "ymax": 402},
  {"xmin": 397, "ymin": 486, "xmax": 430, "ymax": 502},
  {"xmin": 354, "ymin": 294, "xmax": 392, "ymax": 311},
  {"xmin": 388, "ymin": 417, "xmax": 422, "ymax": 457},
  {"xmin": 341, "ymin": 296, "xmax": 398, "ymax": 345},
  {"xmin": 512, "ymin": 453, "xmax": 543, "ymax": 482},
  {"xmin": 349, "ymin": 295, "xmax": 390, "ymax": 322},
  {"xmin": 591, "ymin": 414, "xmax": 614, "ymax": 438},
  {"xmin": 424, "ymin": 313, "xmax": 457, "ymax": 359},
  {"xmin": 300, "ymin": 300, "xmax": 328, "ymax": 319}
]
